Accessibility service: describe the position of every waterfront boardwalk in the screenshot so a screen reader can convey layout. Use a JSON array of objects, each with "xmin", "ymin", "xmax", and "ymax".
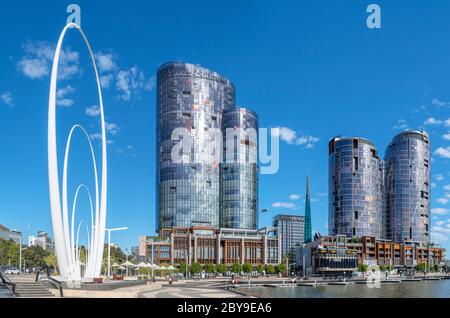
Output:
[{"xmin": 3, "ymin": 274, "xmax": 449, "ymax": 298}]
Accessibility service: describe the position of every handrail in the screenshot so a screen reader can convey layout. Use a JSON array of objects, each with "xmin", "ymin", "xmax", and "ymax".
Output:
[
  {"xmin": 36, "ymin": 266, "xmax": 64, "ymax": 297},
  {"xmin": 0, "ymin": 271, "xmax": 16, "ymax": 295}
]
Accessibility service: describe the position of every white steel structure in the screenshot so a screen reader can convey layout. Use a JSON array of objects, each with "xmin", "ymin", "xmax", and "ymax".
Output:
[{"xmin": 48, "ymin": 23, "xmax": 108, "ymax": 282}]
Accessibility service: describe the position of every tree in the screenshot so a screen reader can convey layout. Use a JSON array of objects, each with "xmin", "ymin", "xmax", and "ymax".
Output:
[
  {"xmin": 23, "ymin": 245, "xmax": 50, "ymax": 268},
  {"xmin": 265, "ymin": 264, "xmax": 275, "ymax": 274},
  {"xmin": 0, "ymin": 238, "xmax": 19, "ymax": 266},
  {"xmin": 190, "ymin": 262, "xmax": 202, "ymax": 275},
  {"xmin": 204, "ymin": 263, "xmax": 216, "ymax": 274},
  {"xmin": 243, "ymin": 263, "xmax": 253, "ymax": 274},
  {"xmin": 179, "ymin": 262, "xmax": 189, "ymax": 275},
  {"xmin": 277, "ymin": 263, "xmax": 287, "ymax": 275},
  {"xmin": 358, "ymin": 264, "xmax": 368, "ymax": 277},
  {"xmin": 231, "ymin": 263, "xmax": 242, "ymax": 274},
  {"xmin": 257, "ymin": 264, "xmax": 265, "ymax": 275},
  {"xmin": 442, "ymin": 264, "xmax": 448, "ymax": 273},
  {"xmin": 216, "ymin": 264, "xmax": 227, "ymax": 275},
  {"xmin": 416, "ymin": 263, "xmax": 428, "ymax": 273}
]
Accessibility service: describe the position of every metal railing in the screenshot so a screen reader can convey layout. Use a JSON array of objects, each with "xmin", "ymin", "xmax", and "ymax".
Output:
[
  {"xmin": 0, "ymin": 271, "xmax": 16, "ymax": 295},
  {"xmin": 36, "ymin": 266, "xmax": 63, "ymax": 297}
]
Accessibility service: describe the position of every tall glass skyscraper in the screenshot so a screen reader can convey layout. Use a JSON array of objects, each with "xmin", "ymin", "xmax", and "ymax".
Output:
[
  {"xmin": 384, "ymin": 131, "xmax": 430, "ymax": 244},
  {"xmin": 220, "ymin": 108, "xmax": 258, "ymax": 230},
  {"xmin": 328, "ymin": 137, "xmax": 383, "ymax": 238},
  {"xmin": 156, "ymin": 62, "xmax": 236, "ymax": 231},
  {"xmin": 304, "ymin": 176, "xmax": 312, "ymax": 243}
]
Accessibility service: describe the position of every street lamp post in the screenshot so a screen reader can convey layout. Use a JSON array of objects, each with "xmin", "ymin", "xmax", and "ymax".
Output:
[
  {"xmin": 105, "ymin": 227, "xmax": 128, "ymax": 279},
  {"xmin": 19, "ymin": 236, "xmax": 22, "ymax": 275}
]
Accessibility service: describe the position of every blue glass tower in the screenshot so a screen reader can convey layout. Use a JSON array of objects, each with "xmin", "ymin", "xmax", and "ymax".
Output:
[{"xmin": 304, "ymin": 176, "xmax": 312, "ymax": 243}]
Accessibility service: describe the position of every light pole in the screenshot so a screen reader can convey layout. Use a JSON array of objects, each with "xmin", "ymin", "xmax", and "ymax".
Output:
[{"xmin": 105, "ymin": 227, "xmax": 128, "ymax": 279}]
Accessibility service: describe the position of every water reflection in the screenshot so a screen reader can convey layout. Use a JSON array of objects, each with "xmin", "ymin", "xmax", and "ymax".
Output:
[{"xmin": 238, "ymin": 280, "xmax": 450, "ymax": 298}]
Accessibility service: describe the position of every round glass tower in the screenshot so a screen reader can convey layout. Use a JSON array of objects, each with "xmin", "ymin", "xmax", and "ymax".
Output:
[
  {"xmin": 384, "ymin": 131, "xmax": 430, "ymax": 244},
  {"xmin": 220, "ymin": 108, "xmax": 258, "ymax": 230},
  {"xmin": 328, "ymin": 137, "xmax": 383, "ymax": 238},
  {"xmin": 156, "ymin": 62, "xmax": 235, "ymax": 231}
]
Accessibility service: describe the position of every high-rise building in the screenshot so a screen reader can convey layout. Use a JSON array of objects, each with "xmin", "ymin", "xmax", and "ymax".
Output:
[
  {"xmin": 304, "ymin": 176, "xmax": 312, "ymax": 243},
  {"xmin": 220, "ymin": 108, "xmax": 259, "ymax": 230},
  {"xmin": 328, "ymin": 137, "xmax": 383, "ymax": 238},
  {"xmin": 156, "ymin": 62, "xmax": 235, "ymax": 231},
  {"xmin": 28, "ymin": 231, "xmax": 54, "ymax": 252},
  {"xmin": 384, "ymin": 131, "xmax": 430, "ymax": 244},
  {"xmin": 0, "ymin": 224, "xmax": 22, "ymax": 244},
  {"xmin": 273, "ymin": 214, "xmax": 305, "ymax": 258}
]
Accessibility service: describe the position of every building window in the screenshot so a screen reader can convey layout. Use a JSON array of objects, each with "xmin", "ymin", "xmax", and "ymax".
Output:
[
  {"xmin": 353, "ymin": 157, "xmax": 359, "ymax": 171},
  {"xmin": 354, "ymin": 211, "xmax": 358, "ymax": 220}
]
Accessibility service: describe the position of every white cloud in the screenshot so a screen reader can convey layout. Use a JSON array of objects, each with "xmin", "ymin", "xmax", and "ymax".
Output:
[
  {"xmin": 431, "ymin": 98, "xmax": 447, "ymax": 107},
  {"xmin": 55, "ymin": 85, "xmax": 75, "ymax": 107},
  {"xmin": 424, "ymin": 117, "xmax": 442, "ymax": 125},
  {"xmin": 105, "ymin": 122, "xmax": 119, "ymax": 135},
  {"xmin": 437, "ymin": 198, "xmax": 449, "ymax": 205},
  {"xmin": 90, "ymin": 133, "xmax": 102, "ymax": 141},
  {"xmin": 445, "ymin": 118, "xmax": 450, "ymax": 127},
  {"xmin": 431, "ymin": 208, "xmax": 450, "ymax": 215},
  {"xmin": 435, "ymin": 220, "xmax": 445, "ymax": 226},
  {"xmin": 431, "ymin": 182, "xmax": 437, "ymax": 189},
  {"xmin": 272, "ymin": 202, "xmax": 296, "ymax": 209},
  {"xmin": 435, "ymin": 174, "xmax": 444, "ymax": 181},
  {"xmin": 443, "ymin": 133, "xmax": 450, "ymax": 141},
  {"xmin": 85, "ymin": 105, "xmax": 101, "ymax": 117},
  {"xmin": 435, "ymin": 147, "xmax": 450, "ymax": 159},
  {"xmin": 95, "ymin": 51, "xmax": 118, "ymax": 73},
  {"xmin": 56, "ymin": 99, "xmax": 74, "ymax": 107},
  {"xmin": 271, "ymin": 127, "xmax": 297, "ymax": 143},
  {"xmin": 296, "ymin": 135, "xmax": 320, "ymax": 148},
  {"xmin": 444, "ymin": 185, "xmax": 450, "ymax": 191},
  {"xmin": 0, "ymin": 91, "xmax": 14, "ymax": 107},
  {"xmin": 393, "ymin": 119, "xmax": 409, "ymax": 130},
  {"xmin": 100, "ymin": 74, "xmax": 114, "ymax": 89},
  {"xmin": 271, "ymin": 127, "xmax": 320, "ymax": 148},
  {"xmin": 115, "ymin": 66, "xmax": 154, "ymax": 101},
  {"xmin": 17, "ymin": 41, "xmax": 80, "ymax": 80},
  {"xmin": 289, "ymin": 194, "xmax": 301, "ymax": 200}
]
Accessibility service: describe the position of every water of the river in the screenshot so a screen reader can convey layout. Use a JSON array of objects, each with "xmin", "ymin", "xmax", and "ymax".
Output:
[{"xmin": 238, "ymin": 280, "xmax": 450, "ymax": 298}]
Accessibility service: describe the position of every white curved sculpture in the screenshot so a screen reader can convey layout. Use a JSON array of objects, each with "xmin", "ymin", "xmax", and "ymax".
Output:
[{"xmin": 48, "ymin": 22, "xmax": 107, "ymax": 282}]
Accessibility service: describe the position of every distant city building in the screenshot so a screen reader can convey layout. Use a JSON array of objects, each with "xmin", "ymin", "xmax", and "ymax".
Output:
[
  {"xmin": 143, "ymin": 226, "xmax": 281, "ymax": 266},
  {"xmin": 131, "ymin": 246, "xmax": 140, "ymax": 256},
  {"xmin": 220, "ymin": 108, "xmax": 259, "ymax": 230},
  {"xmin": 273, "ymin": 214, "xmax": 305, "ymax": 259},
  {"xmin": 296, "ymin": 235, "xmax": 445, "ymax": 277},
  {"xmin": 328, "ymin": 137, "xmax": 383, "ymax": 239},
  {"xmin": 139, "ymin": 235, "xmax": 152, "ymax": 257},
  {"xmin": 156, "ymin": 62, "xmax": 236, "ymax": 231},
  {"xmin": 28, "ymin": 231, "xmax": 54, "ymax": 252},
  {"xmin": 384, "ymin": 131, "xmax": 430, "ymax": 245},
  {"xmin": 0, "ymin": 224, "xmax": 22, "ymax": 244},
  {"xmin": 304, "ymin": 176, "xmax": 312, "ymax": 243}
]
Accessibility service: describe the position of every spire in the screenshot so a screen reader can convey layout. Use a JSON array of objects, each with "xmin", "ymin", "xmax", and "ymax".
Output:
[{"xmin": 304, "ymin": 176, "xmax": 312, "ymax": 243}]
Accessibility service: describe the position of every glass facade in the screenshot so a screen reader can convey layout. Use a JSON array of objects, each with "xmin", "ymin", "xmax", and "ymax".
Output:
[
  {"xmin": 220, "ymin": 108, "xmax": 259, "ymax": 230},
  {"xmin": 384, "ymin": 131, "xmax": 430, "ymax": 244},
  {"xmin": 329, "ymin": 137, "xmax": 383, "ymax": 238},
  {"xmin": 273, "ymin": 215, "xmax": 305, "ymax": 258},
  {"xmin": 156, "ymin": 62, "xmax": 235, "ymax": 231}
]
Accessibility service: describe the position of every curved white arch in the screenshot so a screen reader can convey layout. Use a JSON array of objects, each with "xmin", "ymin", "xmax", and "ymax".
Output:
[
  {"xmin": 75, "ymin": 221, "xmax": 91, "ymax": 272},
  {"xmin": 70, "ymin": 183, "xmax": 95, "ymax": 278},
  {"xmin": 48, "ymin": 22, "xmax": 108, "ymax": 282}
]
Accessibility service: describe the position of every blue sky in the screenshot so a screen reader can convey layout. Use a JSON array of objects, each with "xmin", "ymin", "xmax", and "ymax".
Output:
[{"xmin": 0, "ymin": 0, "xmax": 449, "ymax": 252}]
